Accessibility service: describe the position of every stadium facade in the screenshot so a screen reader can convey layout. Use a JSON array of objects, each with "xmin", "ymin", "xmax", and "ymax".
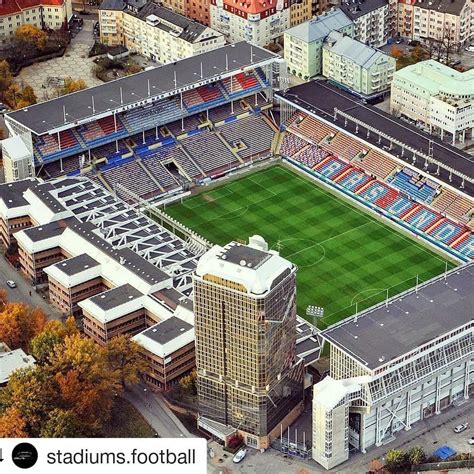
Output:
[
  {"xmin": 194, "ymin": 236, "xmax": 305, "ymax": 449},
  {"xmin": 312, "ymin": 264, "xmax": 473, "ymax": 469}
]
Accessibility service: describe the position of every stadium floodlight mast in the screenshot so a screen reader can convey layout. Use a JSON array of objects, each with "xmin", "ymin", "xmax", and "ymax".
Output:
[{"xmin": 306, "ymin": 305, "xmax": 324, "ymax": 327}]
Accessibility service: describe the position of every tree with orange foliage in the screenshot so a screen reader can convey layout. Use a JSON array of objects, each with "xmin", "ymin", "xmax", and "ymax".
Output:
[
  {"xmin": 15, "ymin": 25, "xmax": 47, "ymax": 50},
  {"xmin": 58, "ymin": 78, "xmax": 87, "ymax": 96},
  {"xmin": 0, "ymin": 288, "xmax": 7, "ymax": 310},
  {"xmin": 106, "ymin": 335, "xmax": 147, "ymax": 388},
  {"xmin": 0, "ymin": 302, "xmax": 47, "ymax": 351},
  {"xmin": 0, "ymin": 407, "xmax": 28, "ymax": 438},
  {"xmin": 390, "ymin": 45, "xmax": 405, "ymax": 60}
]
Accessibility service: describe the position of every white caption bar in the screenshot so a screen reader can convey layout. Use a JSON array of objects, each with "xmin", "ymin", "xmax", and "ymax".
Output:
[{"xmin": 0, "ymin": 438, "xmax": 207, "ymax": 474}]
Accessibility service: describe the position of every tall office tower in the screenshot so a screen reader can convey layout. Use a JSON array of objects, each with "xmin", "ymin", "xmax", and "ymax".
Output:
[{"xmin": 194, "ymin": 235, "xmax": 304, "ymax": 449}]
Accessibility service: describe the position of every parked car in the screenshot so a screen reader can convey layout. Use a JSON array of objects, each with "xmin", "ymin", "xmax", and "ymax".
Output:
[
  {"xmin": 233, "ymin": 448, "xmax": 247, "ymax": 463},
  {"xmin": 450, "ymin": 60, "xmax": 461, "ymax": 67},
  {"xmin": 453, "ymin": 422, "xmax": 469, "ymax": 433},
  {"xmin": 468, "ymin": 437, "xmax": 474, "ymax": 445},
  {"xmin": 408, "ymin": 39, "xmax": 420, "ymax": 47},
  {"xmin": 6, "ymin": 280, "xmax": 16, "ymax": 288},
  {"xmin": 395, "ymin": 38, "xmax": 403, "ymax": 44},
  {"xmin": 465, "ymin": 45, "xmax": 474, "ymax": 52}
]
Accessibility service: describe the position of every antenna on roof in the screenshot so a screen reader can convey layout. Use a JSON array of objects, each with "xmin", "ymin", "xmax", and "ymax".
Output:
[
  {"xmin": 225, "ymin": 53, "xmax": 229, "ymax": 71},
  {"xmin": 147, "ymin": 79, "xmax": 151, "ymax": 97},
  {"xmin": 120, "ymin": 86, "xmax": 123, "ymax": 105},
  {"xmin": 92, "ymin": 96, "xmax": 95, "ymax": 114},
  {"xmin": 354, "ymin": 301, "xmax": 358, "ymax": 323},
  {"xmin": 250, "ymin": 45, "xmax": 253, "ymax": 62},
  {"xmin": 174, "ymin": 70, "xmax": 177, "ymax": 89},
  {"xmin": 415, "ymin": 274, "xmax": 419, "ymax": 295},
  {"xmin": 200, "ymin": 61, "xmax": 203, "ymax": 79},
  {"xmin": 63, "ymin": 105, "xmax": 67, "ymax": 124},
  {"xmin": 444, "ymin": 261, "xmax": 448, "ymax": 281}
]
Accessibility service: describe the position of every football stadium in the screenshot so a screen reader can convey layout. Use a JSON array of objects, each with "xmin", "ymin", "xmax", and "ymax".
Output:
[
  {"xmin": 2, "ymin": 41, "xmax": 472, "ymax": 333},
  {"xmin": 166, "ymin": 165, "xmax": 456, "ymax": 326},
  {"xmin": 1, "ymin": 40, "xmax": 473, "ymax": 467}
]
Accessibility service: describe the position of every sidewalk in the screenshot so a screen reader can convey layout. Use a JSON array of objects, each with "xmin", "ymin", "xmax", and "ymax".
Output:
[{"xmin": 124, "ymin": 384, "xmax": 192, "ymax": 439}]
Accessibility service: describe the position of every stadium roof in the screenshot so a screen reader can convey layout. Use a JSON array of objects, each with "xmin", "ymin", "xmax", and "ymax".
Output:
[
  {"xmin": 276, "ymin": 81, "xmax": 474, "ymax": 195},
  {"xmin": 6, "ymin": 42, "xmax": 277, "ymax": 135},
  {"xmin": 285, "ymin": 8, "xmax": 353, "ymax": 43},
  {"xmin": 321, "ymin": 264, "xmax": 473, "ymax": 370}
]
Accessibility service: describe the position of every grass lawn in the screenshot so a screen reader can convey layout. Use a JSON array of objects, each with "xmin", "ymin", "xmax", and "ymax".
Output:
[
  {"xmin": 102, "ymin": 397, "xmax": 156, "ymax": 438},
  {"xmin": 166, "ymin": 165, "xmax": 456, "ymax": 327}
]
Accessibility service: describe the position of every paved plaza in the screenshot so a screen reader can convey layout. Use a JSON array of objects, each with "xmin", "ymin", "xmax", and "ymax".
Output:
[{"xmin": 17, "ymin": 19, "xmax": 101, "ymax": 102}]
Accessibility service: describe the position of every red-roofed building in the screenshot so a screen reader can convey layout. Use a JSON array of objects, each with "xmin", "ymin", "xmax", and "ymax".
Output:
[
  {"xmin": 210, "ymin": 0, "xmax": 291, "ymax": 46},
  {"xmin": 0, "ymin": 0, "xmax": 72, "ymax": 46}
]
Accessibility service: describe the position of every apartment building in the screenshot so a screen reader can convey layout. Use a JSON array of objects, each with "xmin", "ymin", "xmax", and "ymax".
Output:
[
  {"xmin": 391, "ymin": 59, "xmax": 474, "ymax": 144},
  {"xmin": 284, "ymin": 8, "xmax": 354, "ymax": 79},
  {"xmin": 99, "ymin": 0, "xmax": 225, "ymax": 63},
  {"xmin": 0, "ymin": 0, "xmax": 72, "ymax": 46},
  {"xmin": 290, "ymin": 0, "xmax": 312, "ymax": 27},
  {"xmin": 209, "ymin": 0, "xmax": 291, "ymax": 47},
  {"xmin": 340, "ymin": 0, "xmax": 391, "ymax": 47},
  {"xmin": 412, "ymin": 0, "xmax": 472, "ymax": 46},
  {"xmin": 312, "ymin": 265, "xmax": 472, "ymax": 470},
  {"xmin": 322, "ymin": 30, "xmax": 396, "ymax": 95},
  {"xmin": 185, "ymin": 0, "xmax": 210, "ymax": 25},
  {"xmin": 195, "ymin": 236, "xmax": 304, "ymax": 449}
]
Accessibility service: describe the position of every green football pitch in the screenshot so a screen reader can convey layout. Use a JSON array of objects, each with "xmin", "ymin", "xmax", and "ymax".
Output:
[{"xmin": 166, "ymin": 165, "xmax": 456, "ymax": 327}]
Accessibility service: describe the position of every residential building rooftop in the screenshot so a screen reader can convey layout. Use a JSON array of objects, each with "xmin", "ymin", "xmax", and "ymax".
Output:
[
  {"xmin": 324, "ymin": 31, "xmax": 391, "ymax": 68},
  {"xmin": 285, "ymin": 8, "xmax": 353, "ymax": 43}
]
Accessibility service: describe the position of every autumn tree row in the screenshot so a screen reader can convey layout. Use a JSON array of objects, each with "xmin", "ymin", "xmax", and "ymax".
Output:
[{"xmin": 0, "ymin": 292, "xmax": 146, "ymax": 437}]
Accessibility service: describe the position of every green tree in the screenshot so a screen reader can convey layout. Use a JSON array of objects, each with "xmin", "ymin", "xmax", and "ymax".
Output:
[
  {"xmin": 30, "ymin": 318, "xmax": 78, "ymax": 363},
  {"xmin": 385, "ymin": 448, "xmax": 407, "ymax": 472},
  {"xmin": 40, "ymin": 408, "xmax": 82, "ymax": 437},
  {"xmin": 407, "ymin": 446, "xmax": 426, "ymax": 466},
  {"xmin": 179, "ymin": 369, "xmax": 197, "ymax": 395}
]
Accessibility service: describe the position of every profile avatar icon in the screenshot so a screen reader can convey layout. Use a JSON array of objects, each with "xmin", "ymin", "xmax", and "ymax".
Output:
[{"xmin": 12, "ymin": 443, "xmax": 38, "ymax": 469}]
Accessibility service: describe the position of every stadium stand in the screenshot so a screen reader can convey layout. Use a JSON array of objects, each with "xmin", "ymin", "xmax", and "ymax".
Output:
[
  {"xmin": 279, "ymin": 133, "xmax": 308, "ymax": 157},
  {"xmin": 140, "ymin": 145, "xmax": 203, "ymax": 181},
  {"xmin": 140, "ymin": 153, "xmax": 180, "ymax": 190},
  {"xmin": 294, "ymin": 146, "xmax": 329, "ymax": 168},
  {"xmin": 432, "ymin": 189, "xmax": 473, "ymax": 222},
  {"xmin": 93, "ymin": 141, "xmax": 130, "ymax": 160},
  {"xmin": 388, "ymin": 168, "xmax": 439, "ymax": 203},
  {"xmin": 357, "ymin": 149, "xmax": 397, "ymax": 179},
  {"xmin": 43, "ymin": 154, "xmax": 83, "ymax": 178},
  {"xmin": 220, "ymin": 70, "xmax": 263, "ymax": 98},
  {"xmin": 122, "ymin": 97, "xmax": 182, "ymax": 133},
  {"xmin": 384, "ymin": 195, "xmax": 418, "ymax": 218},
  {"xmin": 322, "ymin": 133, "xmax": 368, "ymax": 162},
  {"xmin": 454, "ymin": 235, "xmax": 473, "ymax": 258},
  {"xmin": 100, "ymin": 158, "xmax": 162, "ymax": 200},
  {"xmin": 427, "ymin": 219, "xmax": 467, "ymax": 245},
  {"xmin": 289, "ymin": 114, "xmax": 337, "ymax": 144},
  {"xmin": 314, "ymin": 156, "xmax": 351, "ymax": 180},
  {"xmin": 166, "ymin": 115, "xmax": 203, "ymax": 137},
  {"xmin": 181, "ymin": 130, "xmax": 239, "ymax": 173},
  {"xmin": 336, "ymin": 168, "xmax": 372, "ymax": 192},
  {"xmin": 183, "ymin": 84, "xmax": 225, "ymax": 112},
  {"xmin": 403, "ymin": 206, "xmax": 442, "ymax": 231},
  {"xmin": 217, "ymin": 114, "xmax": 275, "ymax": 160},
  {"xmin": 208, "ymin": 102, "xmax": 247, "ymax": 123}
]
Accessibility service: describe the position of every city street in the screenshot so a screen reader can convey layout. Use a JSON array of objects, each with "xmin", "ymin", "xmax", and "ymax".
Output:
[{"xmin": 0, "ymin": 254, "xmax": 62, "ymax": 319}]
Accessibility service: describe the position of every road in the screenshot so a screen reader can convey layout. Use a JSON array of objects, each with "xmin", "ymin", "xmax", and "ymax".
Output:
[
  {"xmin": 124, "ymin": 384, "xmax": 192, "ymax": 439},
  {"xmin": 0, "ymin": 254, "xmax": 62, "ymax": 319}
]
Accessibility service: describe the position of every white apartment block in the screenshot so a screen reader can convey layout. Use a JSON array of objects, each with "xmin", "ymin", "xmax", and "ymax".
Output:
[
  {"xmin": 412, "ymin": 0, "xmax": 473, "ymax": 45},
  {"xmin": 210, "ymin": 0, "xmax": 291, "ymax": 47},
  {"xmin": 284, "ymin": 8, "xmax": 354, "ymax": 79},
  {"xmin": 341, "ymin": 0, "xmax": 391, "ymax": 47},
  {"xmin": 322, "ymin": 30, "xmax": 396, "ymax": 95},
  {"xmin": 99, "ymin": 0, "xmax": 225, "ymax": 63},
  {"xmin": 312, "ymin": 265, "xmax": 472, "ymax": 470},
  {"xmin": 0, "ymin": 0, "xmax": 72, "ymax": 46},
  {"xmin": 391, "ymin": 59, "xmax": 474, "ymax": 144}
]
